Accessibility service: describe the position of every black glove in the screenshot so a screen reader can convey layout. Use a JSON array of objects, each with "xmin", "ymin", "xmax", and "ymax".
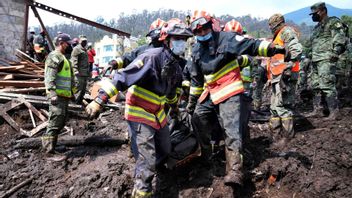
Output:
[{"xmin": 186, "ymin": 95, "xmax": 198, "ymax": 114}]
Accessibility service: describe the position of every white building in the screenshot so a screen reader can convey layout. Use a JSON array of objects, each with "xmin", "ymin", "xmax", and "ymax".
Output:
[{"xmin": 94, "ymin": 35, "xmax": 138, "ymax": 67}]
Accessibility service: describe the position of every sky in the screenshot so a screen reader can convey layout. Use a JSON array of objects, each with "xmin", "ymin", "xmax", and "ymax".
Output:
[{"xmin": 28, "ymin": 0, "xmax": 352, "ymax": 26}]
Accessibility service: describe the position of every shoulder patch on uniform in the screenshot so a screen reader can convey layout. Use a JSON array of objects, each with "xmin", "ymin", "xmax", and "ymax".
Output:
[
  {"xmin": 235, "ymin": 35, "xmax": 245, "ymax": 42},
  {"xmin": 135, "ymin": 60, "xmax": 144, "ymax": 68}
]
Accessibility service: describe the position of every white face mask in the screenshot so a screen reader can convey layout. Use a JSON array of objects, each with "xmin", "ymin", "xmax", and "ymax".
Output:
[{"xmin": 171, "ymin": 40, "xmax": 187, "ymax": 56}]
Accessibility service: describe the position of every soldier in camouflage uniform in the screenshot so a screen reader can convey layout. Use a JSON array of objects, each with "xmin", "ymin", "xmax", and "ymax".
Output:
[
  {"xmin": 42, "ymin": 34, "xmax": 77, "ymax": 161},
  {"xmin": 336, "ymin": 25, "xmax": 350, "ymax": 107},
  {"xmin": 308, "ymin": 2, "xmax": 348, "ymax": 120},
  {"xmin": 71, "ymin": 35, "xmax": 89, "ymax": 104},
  {"xmin": 251, "ymin": 57, "xmax": 267, "ymax": 111},
  {"xmin": 267, "ymin": 14, "xmax": 302, "ymax": 144}
]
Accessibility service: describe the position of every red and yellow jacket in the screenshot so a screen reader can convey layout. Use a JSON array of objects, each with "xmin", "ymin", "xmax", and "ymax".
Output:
[
  {"xmin": 96, "ymin": 48, "xmax": 182, "ymax": 129},
  {"xmin": 190, "ymin": 31, "xmax": 276, "ymax": 105}
]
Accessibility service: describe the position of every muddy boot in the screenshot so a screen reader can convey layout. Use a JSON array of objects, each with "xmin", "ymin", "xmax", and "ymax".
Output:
[
  {"xmin": 131, "ymin": 188, "xmax": 152, "ymax": 198},
  {"xmin": 269, "ymin": 117, "xmax": 282, "ymax": 141},
  {"xmin": 224, "ymin": 148, "xmax": 243, "ymax": 186},
  {"xmin": 41, "ymin": 136, "xmax": 67, "ymax": 162},
  {"xmin": 325, "ymin": 96, "xmax": 340, "ymax": 121},
  {"xmin": 306, "ymin": 96, "xmax": 324, "ymax": 118},
  {"xmin": 282, "ymin": 117, "xmax": 294, "ymax": 139}
]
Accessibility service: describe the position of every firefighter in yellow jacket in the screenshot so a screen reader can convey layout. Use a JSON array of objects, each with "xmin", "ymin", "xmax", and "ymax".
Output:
[
  {"xmin": 267, "ymin": 14, "xmax": 302, "ymax": 146},
  {"xmin": 187, "ymin": 10, "xmax": 286, "ymax": 187}
]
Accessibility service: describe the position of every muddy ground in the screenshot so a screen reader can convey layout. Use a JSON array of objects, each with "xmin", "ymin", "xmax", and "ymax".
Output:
[{"xmin": 0, "ymin": 98, "xmax": 351, "ymax": 198}]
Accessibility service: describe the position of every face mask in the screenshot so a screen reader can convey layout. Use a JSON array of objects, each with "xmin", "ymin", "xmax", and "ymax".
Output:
[
  {"xmin": 81, "ymin": 41, "xmax": 87, "ymax": 48},
  {"xmin": 64, "ymin": 44, "xmax": 73, "ymax": 54},
  {"xmin": 196, "ymin": 32, "xmax": 212, "ymax": 42},
  {"xmin": 312, "ymin": 13, "xmax": 320, "ymax": 22},
  {"xmin": 171, "ymin": 40, "xmax": 187, "ymax": 56}
]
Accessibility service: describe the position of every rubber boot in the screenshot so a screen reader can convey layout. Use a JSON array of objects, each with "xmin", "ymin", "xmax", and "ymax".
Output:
[
  {"xmin": 224, "ymin": 148, "xmax": 243, "ymax": 186},
  {"xmin": 41, "ymin": 135, "xmax": 67, "ymax": 162},
  {"xmin": 325, "ymin": 96, "xmax": 339, "ymax": 121},
  {"xmin": 281, "ymin": 117, "xmax": 294, "ymax": 139},
  {"xmin": 306, "ymin": 95, "xmax": 324, "ymax": 118},
  {"xmin": 131, "ymin": 188, "xmax": 152, "ymax": 198},
  {"xmin": 269, "ymin": 117, "xmax": 282, "ymax": 141}
]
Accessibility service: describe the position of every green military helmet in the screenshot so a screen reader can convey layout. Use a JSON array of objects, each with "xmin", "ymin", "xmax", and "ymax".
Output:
[
  {"xmin": 310, "ymin": 2, "xmax": 326, "ymax": 15},
  {"xmin": 268, "ymin": 13, "xmax": 285, "ymax": 31}
]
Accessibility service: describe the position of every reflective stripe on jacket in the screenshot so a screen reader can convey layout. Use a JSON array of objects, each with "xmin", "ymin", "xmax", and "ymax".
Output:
[
  {"xmin": 55, "ymin": 58, "xmax": 73, "ymax": 98},
  {"xmin": 125, "ymin": 85, "xmax": 167, "ymax": 129},
  {"xmin": 198, "ymin": 59, "xmax": 244, "ymax": 104},
  {"xmin": 268, "ymin": 26, "xmax": 299, "ymax": 76}
]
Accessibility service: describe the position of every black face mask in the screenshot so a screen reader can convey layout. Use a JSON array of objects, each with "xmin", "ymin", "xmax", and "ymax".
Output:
[
  {"xmin": 64, "ymin": 44, "xmax": 73, "ymax": 55},
  {"xmin": 81, "ymin": 41, "xmax": 87, "ymax": 48},
  {"xmin": 312, "ymin": 13, "xmax": 320, "ymax": 22}
]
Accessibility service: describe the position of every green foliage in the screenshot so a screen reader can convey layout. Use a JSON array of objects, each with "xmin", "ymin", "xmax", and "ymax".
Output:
[
  {"xmin": 341, "ymin": 15, "xmax": 352, "ymax": 37},
  {"xmin": 136, "ymin": 37, "xmax": 148, "ymax": 46},
  {"xmin": 36, "ymin": 9, "xmax": 317, "ymax": 47}
]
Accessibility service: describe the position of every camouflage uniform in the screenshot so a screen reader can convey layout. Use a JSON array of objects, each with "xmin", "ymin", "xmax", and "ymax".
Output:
[
  {"xmin": 336, "ymin": 37, "xmax": 351, "ymax": 107},
  {"xmin": 43, "ymin": 50, "xmax": 75, "ymax": 153},
  {"xmin": 268, "ymin": 13, "xmax": 302, "ymax": 142},
  {"xmin": 251, "ymin": 58, "xmax": 267, "ymax": 110},
  {"xmin": 71, "ymin": 42, "xmax": 89, "ymax": 104},
  {"xmin": 309, "ymin": 12, "xmax": 347, "ymax": 117}
]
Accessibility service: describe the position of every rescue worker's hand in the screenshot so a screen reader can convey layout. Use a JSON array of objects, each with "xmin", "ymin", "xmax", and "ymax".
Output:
[
  {"xmin": 268, "ymin": 44, "xmax": 285, "ymax": 56},
  {"xmin": 85, "ymin": 100, "xmax": 102, "ymax": 119},
  {"xmin": 49, "ymin": 90, "xmax": 58, "ymax": 105},
  {"xmin": 186, "ymin": 95, "xmax": 198, "ymax": 114}
]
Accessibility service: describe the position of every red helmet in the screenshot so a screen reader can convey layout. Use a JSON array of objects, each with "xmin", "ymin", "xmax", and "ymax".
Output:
[
  {"xmin": 190, "ymin": 10, "xmax": 213, "ymax": 33},
  {"xmin": 223, "ymin": 19, "xmax": 243, "ymax": 35},
  {"xmin": 146, "ymin": 18, "xmax": 166, "ymax": 39},
  {"xmin": 159, "ymin": 18, "xmax": 193, "ymax": 41}
]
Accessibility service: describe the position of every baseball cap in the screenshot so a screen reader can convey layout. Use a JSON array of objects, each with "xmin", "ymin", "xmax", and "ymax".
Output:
[{"xmin": 57, "ymin": 33, "xmax": 73, "ymax": 44}]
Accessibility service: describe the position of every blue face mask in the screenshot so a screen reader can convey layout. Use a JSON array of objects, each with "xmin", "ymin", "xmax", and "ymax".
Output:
[
  {"xmin": 196, "ymin": 32, "xmax": 212, "ymax": 42},
  {"xmin": 171, "ymin": 40, "xmax": 187, "ymax": 56}
]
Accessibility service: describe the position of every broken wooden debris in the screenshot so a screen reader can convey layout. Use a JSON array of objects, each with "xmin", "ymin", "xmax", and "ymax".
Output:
[
  {"xmin": 0, "ymin": 177, "xmax": 33, "ymax": 198},
  {"xmin": 0, "ymin": 80, "xmax": 44, "ymax": 88},
  {"xmin": 14, "ymin": 135, "xmax": 128, "ymax": 149},
  {"xmin": 0, "ymin": 97, "xmax": 48, "ymax": 137},
  {"xmin": 0, "ymin": 87, "xmax": 46, "ymax": 94}
]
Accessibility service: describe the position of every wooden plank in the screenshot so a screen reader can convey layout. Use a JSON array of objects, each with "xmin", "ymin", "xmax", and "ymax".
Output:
[
  {"xmin": 0, "ymin": 100, "xmax": 24, "ymax": 113},
  {"xmin": 18, "ymin": 97, "xmax": 47, "ymax": 121},
  {"xmin": 0, "ymin": 80, "xmax": 44, "ymax": 88},
  {"xmin": 0, "ymin": 72, "xmax": 43, "ymax": 79},
  {"xmin": 0, "ymin": 65, "xmax": 25, "ymax": 72},
  {"xmin": 0, "ymin": 111, "xmax": 21, "ymax": 132},
  {"xmin": 28, "ymin": 121, "xmax": 48, "ymax": 137},
  {"xmin": 0, "ymin": 87, "xmax": 46, "ymax": 94},
  {"xmin": 3, "ymin": 75, "xmax": 13, "ymax": 80}
]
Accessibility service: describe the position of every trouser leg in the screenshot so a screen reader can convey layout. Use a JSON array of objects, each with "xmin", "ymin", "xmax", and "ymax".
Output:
[{"xmin": 42, "ymin": 97, "xmax": 68, "ymax": 153}]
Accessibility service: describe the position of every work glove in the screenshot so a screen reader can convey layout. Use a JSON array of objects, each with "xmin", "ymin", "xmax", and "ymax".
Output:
[
  {"xmin": 85, "ymin": 100, "xmax": 102, "ymax": 119},
  {"xmin": 49, "ymin": 90, "xmax": 58, "ymax": 105},
  {"xmin": 186, "ymin": 95, "xmax": 198, "ymax": 114}
]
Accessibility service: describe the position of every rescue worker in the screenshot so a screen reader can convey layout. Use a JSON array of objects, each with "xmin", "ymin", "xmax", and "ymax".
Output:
[
  {"xmin": 33, "ymin": 30, "xmax": 49, "ymax": 62},
  {"xmin": 71, "ymin": 35, "xmax": 89, "ymax": 104},
  {"xmin": 223, "ymin": 19, "xmax": 254, "ymax": 145},
  {"xmin": 251, "ymin": 57, "xmax": 267, "ymax": 111},
  {"xmin": 42, "ymin": 33, "xmax": 77, "ymax": 161},
  {"xmin": 26, "ymin": 28, "xmax": 36, "ymax": 59},
  {"xmin": 85, "ymin": 19, "xmax": 193, "ymax": 197},
  {"xmin": 336, "ymin": 24, "xmax": 350, "ymax": 107},
  {"xmin": 114, "ymin": 18, "xmax": 166, "ymax": 69},
  {"xmin": 267, "ymin": 14, "xmax": 302, "ymax": 145},
  {"xmin": 308, "ymin": 2, "xmax": 347, "ymax": 120},
  {"xmin": 187, "ymin": 10, "xmax": 286, "ymax": 186}
]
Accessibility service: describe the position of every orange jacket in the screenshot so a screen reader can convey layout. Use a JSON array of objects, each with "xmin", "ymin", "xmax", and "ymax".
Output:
[{"xmin": 268, "ymin": 26, "xmax": 299, "ymax": 77}]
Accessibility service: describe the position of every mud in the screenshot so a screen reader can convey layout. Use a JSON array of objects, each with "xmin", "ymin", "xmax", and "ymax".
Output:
[{"xmin": 0, "ymin": 102, "xmax": 351, "ymax": 197}]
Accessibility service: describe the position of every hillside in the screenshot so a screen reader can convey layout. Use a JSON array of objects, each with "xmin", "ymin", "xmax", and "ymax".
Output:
[{"xmin": 285, "ymin": 4, "xmax": 352, "ymax": 25}]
